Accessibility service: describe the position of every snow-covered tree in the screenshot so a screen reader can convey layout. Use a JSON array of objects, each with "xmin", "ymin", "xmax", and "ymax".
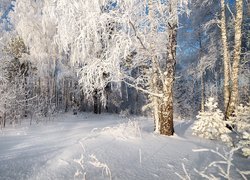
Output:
[
  {"xmin": 7, "ymin": 0, "xmax": 247, "ymax": 132},
  {"xmin": 192, "ymin": 97, "xmax": 232, "ymax": 146},
  {"xmin": 0, "ymin": 34, "xmax": 38, "ymax": 125},
  {"xmin": 190, "ymin": 0, "xmax": 245, "ymax": 119},
  {"xmin": 215, "ymin": 0, "xmax": 245, "ymax": 117},
  {"xmin": 9, "ymin": 0, "xmax": 85, "ymax": 116},
  {"xmin": 0, "ymin": 68, "xmax": 9, "ymax": 128},
  {"xmin": 41, "ymin": 0, "xmax": 190, "ymax": 135}
]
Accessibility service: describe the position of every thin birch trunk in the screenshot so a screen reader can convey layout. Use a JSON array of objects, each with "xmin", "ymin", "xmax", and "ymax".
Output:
[
  {"xmin": 148, "ymin": 0, "xmax": 160, "ymax": 133},
  {"xmin": 227, "ymin": 0, "xmax": 243, "ymax": 117},
  {"xmin": 201, "ymin": 73, "xmax": 205, "ymax": 112},
  {"xmin": 198, "ymin": 32, "xmax": 205, "ymax": 112},
  {"xmin": 220, "ymin": 0, "xmax": 231, "ymax": 113},
  {"xmin": 151, "ymin": 61, "xmax": 160, "ymax": 133}
]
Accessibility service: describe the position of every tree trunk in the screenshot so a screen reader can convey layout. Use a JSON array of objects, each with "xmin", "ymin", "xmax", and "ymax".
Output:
[
  {"xmin": 198, "ymin": 32, "xmax": 205, "ymax": 112},
  {"xmin": 159, "ymin": 32, "xmax": 177, "ymax": 136},
  {"xmin": 159, "ymin": 1, "xmax": 177, "ymax": 136},
  {"xmin": 227, "ymin": 0, "xmax": 243, "ymax": 117},
  {"xmin": 220, "ymin": 0, "xmax": 231, "ymax": 114},
  {"xmin": 93, "ymin": 89, "xmax": 101, "ymax": 114},
  {"xmin": 201, "ymin": 73, "xmax": 205, "ymax": 112},
  {"xmin": 24, "ymin": 76, "xmax": 28, "ymax": 117},
  {"xmin": 151, "ymin": 60, "xmax": 160, "ymax": 133},
  {"xmin": 64, "ymin": 78, "xmax": 69, "ymax": 112},
  {"xmin": 3, "ymin": 103, "xmax": 6, "ymax": 128},
  {"xmin": 79, "ymin": 91, "xmax": 85, "ymax": 112},
  {"xmin": 148, "ymin": 0, "xmax": 177, "ymax": 135},
  {"xmin": 148, "ymin": 0, "xmax": 161, "ymax": 133}
]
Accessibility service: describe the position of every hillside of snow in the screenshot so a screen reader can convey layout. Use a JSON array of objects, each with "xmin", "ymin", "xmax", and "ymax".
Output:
[{"xmin": 0, "ymin": 113, "xmax": 249, "ymax": 180}]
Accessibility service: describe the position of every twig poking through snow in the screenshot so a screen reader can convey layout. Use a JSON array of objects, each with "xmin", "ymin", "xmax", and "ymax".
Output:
[
  {"xmin": 79, "ymin": 141, "xmax": 86, "ymax": 153},
  {"xmin": 74, "ymin": 154, "xmax": 86, "ymax": 180},
  {"xmin": 192, "ymin": 147, "xmax": 249, "ymax": 180},
  {"xmin": 89, "ymin": 154, "xmax": 112, "ymax": 180},
  {"xmin": 139, "ymin": 148, "xmax": 142, "ymax": 165},
  {"xmin": 175, "ymin": 163, "xmax": 191, "ymax": 180}
]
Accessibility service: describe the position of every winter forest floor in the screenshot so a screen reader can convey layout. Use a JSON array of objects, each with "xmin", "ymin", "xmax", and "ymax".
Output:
[{"xmin": 0, "ymin": 113, "xmax": 249, "ymax": 180}]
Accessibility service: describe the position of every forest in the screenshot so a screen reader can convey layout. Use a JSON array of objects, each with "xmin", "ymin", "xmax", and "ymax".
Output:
[{"xmin": 0, "ymin": 0, "xmax": 249, "ymax": 179}]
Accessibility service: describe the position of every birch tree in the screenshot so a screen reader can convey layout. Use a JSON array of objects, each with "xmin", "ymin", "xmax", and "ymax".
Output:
[
  {"xmin": 220, "ymin": 0, "xmax": 231, "ymax": 113},
  {"xmin": 10, "ymin": 0, "xmax": 83, "ymax": 116},
  {"xmin": 41, "ymin": 0, "xmax": 190, "ymax": 135},
  {"xmin": 148, "ymin": 0, "xmax": 179, "ymax": 135},
  {"xmin": 227, "ymin": 0, "xmax": 244, "ymax": 117},
  {"xmin": 191, "ymin": 0, "xmax": 245, "ymax": 118},
  {"xmin": 211, "ymin": 0, "xmax": 245, "ymax": 117}
]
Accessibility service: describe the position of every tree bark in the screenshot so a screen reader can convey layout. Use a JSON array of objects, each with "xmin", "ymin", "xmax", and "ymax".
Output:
[
  {"xmin": 220, "ymin": 0, "xmax": 231, "ymax": 113},
  {"xmin": 227, "ymin": 0, "xmax": 243, "ymax": 117},
  {"xmin": 198, "ymin": 32, "xmax": 205, "ymax": 112},
  {"xmin": 3, "ymin": 106, "xmax": 6, "ymax": 128},
  {"xmin": 201, "ymin": 73, "xmax": 205, "ymax": 112},
  {"xmin": 148, "ymin": 0, "xmax": 177, "ymax": 135},
  {"xmin": 93, "ymin": 89, "xmax": 101, "ymax": 114},
  {"xmin": 159, "ymin": 1, "xmax": 177, "ymax": 136},
  {"xmin": 151, "ymin": 58, "xmax": 160, "ymax": 133},
  {"xmin": 148, "ymin": 0, "xmax": 161, "ymax": 133}
]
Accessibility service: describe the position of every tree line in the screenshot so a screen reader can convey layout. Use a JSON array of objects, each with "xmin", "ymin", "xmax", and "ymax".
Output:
[{"xmin": 0, "ymin": 0, "xmax": 249, "ymax": 136}]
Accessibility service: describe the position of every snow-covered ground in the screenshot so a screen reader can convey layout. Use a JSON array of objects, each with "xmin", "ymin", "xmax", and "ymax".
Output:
[{"xmin": 0, "ymin": 113, "xmax": 249, "ymax": 180}]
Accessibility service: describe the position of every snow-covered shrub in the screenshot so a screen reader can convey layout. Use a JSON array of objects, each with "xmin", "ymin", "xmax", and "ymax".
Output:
[
  {"xmin": 192, "ymin": 97, "xmax": 232, "ymax": 146},
  {"xmin": 100, "ymin": 120, "xmax": 141, "ymax": 141},
  {"xmin": 229, "ymin": 103, "xmax": 250, "ymax": 157},
  {"xmin": 240, "ymin": 133, "xmax": 250, "ymax": 157}
]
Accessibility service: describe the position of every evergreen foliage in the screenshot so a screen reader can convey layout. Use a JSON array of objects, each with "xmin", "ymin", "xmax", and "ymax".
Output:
[{"xmin": 192, "ymin": 97, "xmax": 232, "ymax": 146}]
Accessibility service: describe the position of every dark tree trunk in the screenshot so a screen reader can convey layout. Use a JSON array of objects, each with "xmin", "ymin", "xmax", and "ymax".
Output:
[
  {"xmin": 24, "ymin": 76, "xmax": 28, "ymax": 117},
  {"xmin": 93, "ymin": 89, "xmax": 101, "ymax": 114},
  {"xmin": 3, "ymin": 112, "xmax": 6, "ymax": 128}
]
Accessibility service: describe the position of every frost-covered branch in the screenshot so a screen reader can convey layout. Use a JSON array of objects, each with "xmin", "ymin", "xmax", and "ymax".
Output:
[{"xmin": 192, "ymin": 147, "xmax": 249, "ymax": 180}]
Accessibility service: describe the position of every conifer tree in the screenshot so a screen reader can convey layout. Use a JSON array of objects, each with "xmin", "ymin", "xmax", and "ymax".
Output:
[{"xmin": 192, "ymin": 97, "xmax": 232, "ymax": 146}]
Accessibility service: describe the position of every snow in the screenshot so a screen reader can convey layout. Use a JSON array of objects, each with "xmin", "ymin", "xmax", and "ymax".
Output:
[{"xmin": 0, "ymin": 113, "xmax": 249, "ymax": 180}]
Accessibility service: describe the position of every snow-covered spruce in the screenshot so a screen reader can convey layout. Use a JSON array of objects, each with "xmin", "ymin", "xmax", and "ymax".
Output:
[
  {"xmin": 229, "ymin": 103, "xmax": 250, "ymax": 157},
  {"xmin": 192, "ymin": 97, "xmax": 232, "ymax": 146}
]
